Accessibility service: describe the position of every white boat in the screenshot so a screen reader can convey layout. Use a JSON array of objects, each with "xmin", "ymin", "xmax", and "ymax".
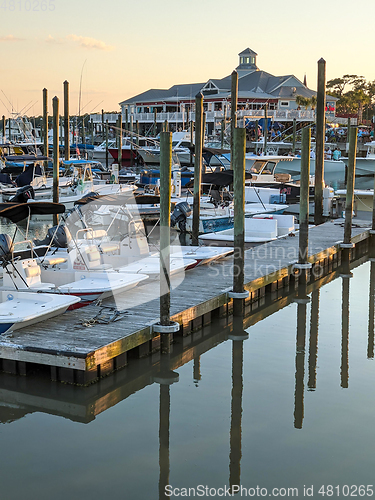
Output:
[
  {"xmin": 0, "ymin": 202, "xmax": 149, "ymax": 308},
  {"xmin": 92, "ymin": 140, "xmax": 116, "ymax": 161},
  {"xmin": 137, "ymin": 131, "xmax": 191, "ymax": 165},
  {"xmin": 0, "ymin": 290, "xmax": 80, "ymax": 334},
  {"xmin": 199, "ymin": 214, "xmax": 296, "ymax": 247}
]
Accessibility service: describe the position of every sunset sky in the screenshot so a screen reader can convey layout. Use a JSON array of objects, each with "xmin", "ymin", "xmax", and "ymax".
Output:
[{"xmin": 0, "ymin": 0, "xmax": 374, "ymax": 117}]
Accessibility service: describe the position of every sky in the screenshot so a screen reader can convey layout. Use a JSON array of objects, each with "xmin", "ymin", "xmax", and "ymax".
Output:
[{"xmin": 0, "ymin": 0, "xmax": 374, "ymax": 117}]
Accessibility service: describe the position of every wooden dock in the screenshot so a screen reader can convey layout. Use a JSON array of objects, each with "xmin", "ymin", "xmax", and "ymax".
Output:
[{"xmin": 0, "ymin": 219, "xmax": 371, "ymax": 385}]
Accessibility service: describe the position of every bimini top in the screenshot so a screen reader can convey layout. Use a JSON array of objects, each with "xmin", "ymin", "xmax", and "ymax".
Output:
[
  {"xmin": 74, "ymin": 191, "xmax": 160, "ymax": 207},
  {"xmin": 0, "ymin": 202, "xmax": 65, "ymax": 223},
  {"xmin": 5, "ymin": 155, "xmax": 51, "ymax": 162}
]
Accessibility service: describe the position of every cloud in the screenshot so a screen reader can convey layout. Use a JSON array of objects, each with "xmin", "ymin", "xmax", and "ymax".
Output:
[
  {"xmin": 67, "ymin": 34, "xmax": 114, "ymax": 51},
  {"xmin": 0, "ymin": 35, "xmax": 24, "ymax": 42},
  {"xmin": 45, "ymin": 34, "xmax": 63, "ymax": 44}
]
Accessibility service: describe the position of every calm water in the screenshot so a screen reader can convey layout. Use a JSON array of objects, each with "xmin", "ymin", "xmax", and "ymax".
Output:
[{"xmin": 0, "ymin": 258, "xmax": 374, "ymax": 499}]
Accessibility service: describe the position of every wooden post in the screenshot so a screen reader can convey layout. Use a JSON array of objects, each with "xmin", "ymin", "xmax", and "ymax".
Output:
[
  {"xmin": 231, "ymin": 127, "xmax": 247, "ymax": 317},
  {"xmin": 263, "ymin": 104, "xmax": 268, "ymax": 155},
  {"xmin": 124, "ymin": 108, "xmax": 128, "ymax": 134},
  {"xmin": 90, "ymin": 119, "xmax": 94, "ymax": 145},
  {"xmin": 130, "ymin": 115, "xmax": 134, "ymax": 167},
  {"xmin": 221, "ymin": 108, "xmax": 226, "ymax": 149},
  {"xmin": 347, "ymin": 117, "xmax": 351, "ymax": 144},
  {"xmin": 136, "ymin": 120, "xmax": 139, "ymax": 147},
  {"xmin": 202, "ymin": 112, "xmax": 206, "ymax": 150},
  {"xmin": 101, "ymin": 109, "xmax": 104, "ymax": 141},
  {"xmin": 299, "ymin": 128, "xmax": 310, "ymax": 265},
  {"xmin": 154, "ymin": 108, "xmax": 157, "ymax": 137},
  {"xmin": 343, "ymin": 126, "xmax": 357, "ymax": 245},
  {"xmin": 164, "ymin": 119, "xmax": 169, "ymax": 132},
  {"xmin": 2, "ymin": 115, "xmax": 5, "ymax": 142},
  {"xmin": 8, "ymin": 116, "xmax": 11, "ymax": 142},
  {"xmin": 159, "ymin": 132, "xmax": 172, "ymax": 326},
  {"xmin": 186, "ymin": 107, "xmax": 190, "ymax": 129},
  {"xmin": 192, "ymin": 93, "xmax": 203, "ymax": 246},
  {"xmin": 314, "ymin": 58, "xmax": 326, "ymax": 225},
  {"xmin": 189, "ymin": 120, "xmax": 194, "ymax": 167},
  {"xmin": 292, "ymin": 118, "xmax": 297, "ymax": 155},
  {"xmin": 255, "ymin": 120, "xmax": 258, "ymax": 155},
  {"xmin": 63, "ymin": 81, "xmax": 69, "ymax": 161},
  {"xmin": 105, "ymin": 119, "xmax": 109, "ymax": 170},
  {"xmin": 118, "ymin": 113, "xmax": 122, "ymax": 168},
  {"xmin": 158, "ymin": 383, "xmax": 171, "ymax": 500},
  {"xmin": 230, "ymin": 70, "xmax": 238, "ymax": 153},
  {"xmin": 371, "ymin": 154, "xmax": 375, "ymax": 231},
  {"xmin": 43, "ymin": 88, "xmax": 48, "ymax": 159},
  {"xmin": 52, "ymin": 96, "xmax": 59, "ymax": 226}
]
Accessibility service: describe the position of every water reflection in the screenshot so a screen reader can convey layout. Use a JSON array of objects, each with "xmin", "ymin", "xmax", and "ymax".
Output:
[
  {"xmin": 229, "ymin": 322, "xmax": 248, "ymax": 491},
  {"xmin": 341, "ymin": 251, "xmax": 352, "ymax": 389},
  {"xmin": 1, "ymin": 254, "xmax": 375, "ymax": 498},
  {"xmin": 368, "ymin": 260, "xmax": 375, "ymax": 359},
  {"xmin": 308, "ymin": 290, "xmax": 320, "ymax": 390},
  {"xmin": 294, "ymin": 288, "xmax": 308, "ymax": 429}
]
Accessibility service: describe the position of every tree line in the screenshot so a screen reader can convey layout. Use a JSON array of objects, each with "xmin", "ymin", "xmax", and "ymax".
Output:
[{"xmin": 326, "ymin": 75, "xmax": 375, "ymax": 123}]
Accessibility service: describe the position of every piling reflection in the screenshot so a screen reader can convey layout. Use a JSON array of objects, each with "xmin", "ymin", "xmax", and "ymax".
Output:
[
  {"xmin": 154, "ymin": 354, "xmax": 179, "ymax": 500},
  {"xmin": 308, "ymin": 290, "xmax": 320, "ymax": 390},
  {"xmin": 368, "ymin": 260, "xmax": 375, "ymax": 359},
  {"xmin": 193, "ymin": 356, "xmax": 201, "ymax": 387},
  {"xmin": 229, "ymin": 321, "xmax": 248, "ymax": 491},
  {"xmin": 341, "ymin": 250, "xmax": 351, "ymax": 389},
  {"xmin": 294, "ymin": 287, "xmax": 308, "ymax": 429}
]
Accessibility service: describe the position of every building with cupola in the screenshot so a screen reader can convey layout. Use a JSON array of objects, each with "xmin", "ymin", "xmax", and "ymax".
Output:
[{"xmin": 116, "ymin": 48, "xmax": 336, "ymax": 137}]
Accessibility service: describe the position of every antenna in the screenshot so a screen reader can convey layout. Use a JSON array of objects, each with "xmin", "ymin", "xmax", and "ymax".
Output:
[{"xmin": 78, "ymin": 59, "xmax": 87, "ymax": 117}]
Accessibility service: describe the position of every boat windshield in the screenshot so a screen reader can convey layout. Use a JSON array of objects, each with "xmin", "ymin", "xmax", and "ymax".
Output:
[{"xmin": 250, "ymin": 160, "xmax": 277, "ymax": 175}]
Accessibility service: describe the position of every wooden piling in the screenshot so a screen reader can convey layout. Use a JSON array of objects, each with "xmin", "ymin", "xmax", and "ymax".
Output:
[
  {"xmin": 292, "ymin": 118, "xmax": 296, "ymax": 155},
  {"xmin": 192, "ymin": 93, "xmax": 204, "ymax": 246},
  {"xmin": 343, "ymin": 126, "xmax": 357, "ymax": 245},
  {"xmin": 314, "ymin": 58, "xmax": 326, "ymax": 225},
  {"xmin": 105, "ymin": 119, "xmax": 109, "ymax": 170},
  {"xmin": 230, "ymin": 71, "xmax": 238, "ymax": 153},
  {"xmin": 2, "ymin": 115, "xmax": 5, "ymax": 142},
  {"xmin": 154, "ymin": 108, "xmax": 157, "ymax": 137},
  {"xmin": 294, "ymin": 300, "xmax": 307, "ymax": 429},
  {"xmin": 118, "ymin": 113, "xmax": 123, "ymax": 168},
  {"xmin": 136, "ymin": 120, "xmax": 139, "ymax": 147},
  {"xmin": 63, "ymin": 81, "xmax": 69, "ymax": 161},
  {"xmin": 159, "ymin": 131, "xmax": 172, "ymax": 326},
  {"xmin": 189, "ymin": 120, "xmax": 194, "ymax": 166},
  {"xmin": 299, "ymin": 128, "xmax": 310, "ymax": 264},
  {"xmin": 221, "ymin": 107, "xmax": 226, "ymax": 149},
  {"xmin": 263, "ymin": 104, "xmax": 268, "ymax": 154},
  {"xmin": 231, "ymin": 127, "xmax": 247, "ymax": 317},
  {"xmin": 255, "ymin": 120, "xmax": 258, "ymax": 155},
  {"xmin": 101, "ymin": 109, "xmax": 104, "ymax": 141},
  {"xmin": 42, "ymin": 88, "xmax": 48, "ymax": 160},
  {"xmin": 52, "ymin": 96, "xmax": 59, "ymax": 226},
  {"xmin": 130, "ymin": 115, "xmax": 134, "ymax": 168}
]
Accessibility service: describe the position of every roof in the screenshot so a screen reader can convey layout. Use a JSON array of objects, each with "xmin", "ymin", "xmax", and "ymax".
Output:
[{"xmin": 239, "ymin": 48, "xmax": 258, "ymax": 57}]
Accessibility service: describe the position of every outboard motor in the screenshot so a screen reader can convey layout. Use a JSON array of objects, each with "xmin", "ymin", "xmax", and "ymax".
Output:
[
  {"xmin": 170, "ymin": 201, "xmax": 192, "ymax": 233},
  {"xmin": 0, "ymin": 234, "xmax": 14, "ymax": 264},
  {"xmin": 34, "ymin": 225, "xmax": 71, "ymax": 248},
  {"xmin": 9, "ymin": 185, "xmax": 35, "ymax": 203}
]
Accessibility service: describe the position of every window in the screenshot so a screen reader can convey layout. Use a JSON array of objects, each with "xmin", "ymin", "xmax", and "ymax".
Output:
[{"xmin": 280, "ymin": 101, "xmax": 289, "ymax": 107}]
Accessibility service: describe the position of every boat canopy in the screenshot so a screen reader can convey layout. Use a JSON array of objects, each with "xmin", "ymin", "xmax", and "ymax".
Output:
[
  {"xmin": 185, "ymin": 170, "xmax": 252, "ymax": 188},
  {"xmin": 5, "ymin": 155, "xmax": 51, "ymax": 161},
  {"xmin": 0, "ymin": 202, "xmax": 65, "ymax": 223},
  {"xmin": 74, "ymin": 191, "xmax": 160, "ymax": 207}
]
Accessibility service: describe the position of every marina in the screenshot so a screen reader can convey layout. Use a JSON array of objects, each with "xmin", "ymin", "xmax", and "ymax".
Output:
[
  {"xmin": 2, "ymin": 10, "xmax": 375, "ymax": 496},
  {"xmin": 0, "ymin": 217, "xmax": 370, "ymax": 384}
]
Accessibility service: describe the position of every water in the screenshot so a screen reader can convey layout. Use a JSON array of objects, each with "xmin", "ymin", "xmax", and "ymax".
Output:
[{"xmin": 0, "ymin": 258, "xmax": 374, "ymax": 499}]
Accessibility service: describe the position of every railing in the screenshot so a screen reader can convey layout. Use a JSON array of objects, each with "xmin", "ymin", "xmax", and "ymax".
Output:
[{"xmin": 120, "ymin": 109, "xmax": 316, "ymax": 123}]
